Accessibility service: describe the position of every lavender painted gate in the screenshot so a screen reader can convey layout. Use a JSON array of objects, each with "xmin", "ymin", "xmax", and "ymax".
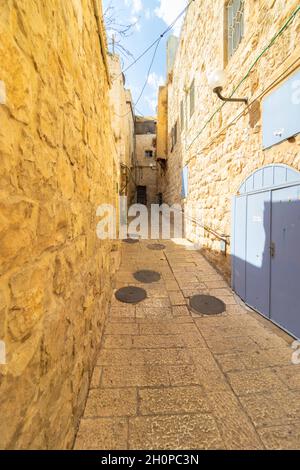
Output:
[{"xmin": 232, "ymin": 164, "xmax": 300, "ymax": 339}]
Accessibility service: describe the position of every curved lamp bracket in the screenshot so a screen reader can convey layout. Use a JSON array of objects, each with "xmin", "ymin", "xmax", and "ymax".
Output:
[{"xmin": 213, "ymin": 86, "xmax": 248, "ymax": 105}]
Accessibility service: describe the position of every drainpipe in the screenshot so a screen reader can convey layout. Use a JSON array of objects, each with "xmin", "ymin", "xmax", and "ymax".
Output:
[{"xmin": 92, "ymin": 0, "xmax": 111, "ymax": 87}]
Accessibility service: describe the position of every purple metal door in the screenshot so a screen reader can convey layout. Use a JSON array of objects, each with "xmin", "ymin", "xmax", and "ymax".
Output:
[
  {"xmin": 245, "ymin": 191, "xmax": 271, "ymax": 318},
  {"xmin": 270, "ymin": 185, "xmax": 300, "ymax": 339}
]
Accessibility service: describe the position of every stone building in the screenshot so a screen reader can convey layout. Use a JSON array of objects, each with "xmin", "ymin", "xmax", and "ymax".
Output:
[
  {"xmin": 1, "ymin": 0, "xmax": 300, "ymax": 452},
  {"xmin": 157, "ymin": 1, "xmax": 300, "ymax": 339},
  {"xmin": 156, "ymin": 85, "xmax": 168, "ymax": 161},
  {"xmin": 108, "ymin": 54, "xmax": 135, "ymax": 205},
  {"xmin": 0, "ymin": 0, "xmax": 128, "ymax": 449},
  {"xmin": 134, "ymin": 116, "xmax": 158, "ymax": 206}
]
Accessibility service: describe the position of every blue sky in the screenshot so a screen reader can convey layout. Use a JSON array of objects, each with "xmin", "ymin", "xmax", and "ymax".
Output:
[{"xmin": 103, "ymin": 0, "xmax": 186, "ymax": 116}]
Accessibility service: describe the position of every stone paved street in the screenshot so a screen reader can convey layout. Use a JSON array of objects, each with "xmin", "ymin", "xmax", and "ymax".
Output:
[{"xmin": 74, "ymin": 239, "xmax": 300, "ymax": 450}]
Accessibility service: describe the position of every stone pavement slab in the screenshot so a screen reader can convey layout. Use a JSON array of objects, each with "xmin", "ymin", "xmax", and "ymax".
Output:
[{"xmin": 74, "ymin": 239, "xmax": 299, "ymax": 450}]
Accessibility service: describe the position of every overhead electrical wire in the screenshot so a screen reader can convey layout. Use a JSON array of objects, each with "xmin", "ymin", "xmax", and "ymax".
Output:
[
  {"xmin": 113, "ymin": 38, "xmax": 161, "ymax": 119},
  {"xmin": 134, "ymin": 39, "xmax": 161, "ymax": 109},
  {"xmin": 118, "ymin": 0, "xmax": 195, "ymax": 79},
  {"xmin": 134, "ymin": 107, "xmax": 145, "ymax": 116},
  {"xmin": 186, "ymin": 5, "xmax": 300, "ymax": 152},
  {"xmin": 112, "ymin": 0, "xmax": 196, "ymax": 119}
]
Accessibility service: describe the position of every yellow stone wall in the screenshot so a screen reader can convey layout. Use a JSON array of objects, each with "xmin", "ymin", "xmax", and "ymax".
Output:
[
  {"xmin": 156, "ymin": 85, "xmax": 168, "ymax": 160},
  {"xmin": 159, "ymin": 0, "xmax": 300, "ymax": 279},
  {"xmin": 0, "ymin": 0, "xmax": 121, "ymax": 449},
  {"xmin": 108, "ymin": 55, "xmax": 135, "ymax": 203},
  {"xmin": 135, "ymin": 132, "xmax": 158, "ymax": 205}
]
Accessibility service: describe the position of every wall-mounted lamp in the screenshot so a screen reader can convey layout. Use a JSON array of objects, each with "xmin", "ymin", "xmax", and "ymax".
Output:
[{"xmin": 207, "ymin": 69, "xmax": 248, "ymax": 105}]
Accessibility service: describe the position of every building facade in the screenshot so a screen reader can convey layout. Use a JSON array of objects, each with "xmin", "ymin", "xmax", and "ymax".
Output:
[
  {"xmin": 0, "ymin": 0, "xmax": 123, "ymax": 449},
  {"xmin": 157, "ymin": 1, "xmax": 300, "ymax": 338},
  {"xmin": 134, "ymin": 117, "xmax": 158, "ymax": 206},
  {"xmin": 108, "ymin": 55, "xmax": 136, "ymax": 205}
]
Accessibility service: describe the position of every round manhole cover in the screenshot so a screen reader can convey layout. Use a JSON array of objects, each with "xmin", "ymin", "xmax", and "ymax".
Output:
[
  {"xmin": 190, "ymin": 295, "xmax": 226, "ymax": 315},
  {"xmin": 115, "ymin": 286, "xmax": 147, "ymax": 304},
  {"xmin": 147, "ymin": 243, "xmax": 166, "ymax": 251},
  {"xmin": 133, "ymin": 270, "xmax": 161, "ymax": 283},
  {"xmin": 123, "ymin": 238, "xmax": 139, "ymax": 244}
]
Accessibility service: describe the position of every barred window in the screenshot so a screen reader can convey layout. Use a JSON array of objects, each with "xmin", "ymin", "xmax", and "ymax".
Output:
[
  {"xmin": 190, "ymin": 79, "xmax": 195, "ymax": 117},
  {"xmin": 226, "ymin": 0, "xmax": 245, "ymax": 59}
]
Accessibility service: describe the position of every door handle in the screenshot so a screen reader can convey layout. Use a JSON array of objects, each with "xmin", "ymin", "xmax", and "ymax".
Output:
[{"xmin": 270, "ymin": 242, "xmax": 275, "ymax": 258}]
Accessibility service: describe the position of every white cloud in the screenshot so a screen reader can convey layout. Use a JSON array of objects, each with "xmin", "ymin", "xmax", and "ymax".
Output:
[
  {"xmin": 125, "ymin": 0, "xmax": 143, "ymax": 14},
  {"xmin": 145, "ymin": 95, "xmax": 158, "ymax": 114},
  {"xmin": 148, "ymin": 72, "xmax": 164, "ymax": 90},
  {"xmin": 154, "ymin": 0, "xmax": 187, "ymax": 36},
  {"xmin": 133, "ymin": 0, "xmax": 143, "ymax": 13},
  {"xmin": 130, "ymin": 15, "xmax": 141, "ymax": 31},
  {"xmin": 124, "ymin": 0, "xmax": 143, "ymax": 31},
  {"xmin": 144, "ymin": 73, "xmax": 164, "ymax": 115}
]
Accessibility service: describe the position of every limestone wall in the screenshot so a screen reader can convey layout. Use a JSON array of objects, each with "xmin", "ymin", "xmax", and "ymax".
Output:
[
  {"xmin": 108, "ymin": 55, "xmax": 135, "ymax": 203},
  {"xmin": 0, "ymin": 0, "xmax": 120, "ymax": 449},
  {"xmin": 135, "ymin": 133, "xmax": 158, "ymax": 205},
  {"xmin": 156, "ymin": 86, "xmax": 168, "ymax": 160},
  {"xmin": 160, "ymin": 0, "xmax": 300, "ymax": 280}
]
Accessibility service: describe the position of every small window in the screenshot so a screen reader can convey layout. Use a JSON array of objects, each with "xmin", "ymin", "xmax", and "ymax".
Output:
[
  {"xmin": 145, "ymin": 150, "xmax": 153, "ymax": 158},
  {"xmin": 190, "ymin": 80, "xmax": 195, "ymax": 117},
  {"xmin": 181, "ymin": 165, "xmax": 189, "ymax": 198},
  {"xmin": 171, "ymin": 121, "xmax": 178, "ymax": 152},
  {"xmin": 185, "ymin": 94, "xmax": 189, "ymax": 127},
  {"xmin": 180, "ymin": 100, "xmax": 184, "ymax": 131},
  {"xmin": 226, "ymin": 0, "xmax": 245, "ymax": 60},
  {"xmin": 174, "ymin": 121, "xmax": 178, "ymax": 145}
]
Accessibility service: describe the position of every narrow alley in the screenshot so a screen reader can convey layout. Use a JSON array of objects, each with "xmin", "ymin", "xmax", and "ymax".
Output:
[
  {"xmin": 75, "ymin": 238, "xmax": 299, "ymax": 450},
  {"xmin": 1, "ymin": 0, "xmax": 300, "ymax": 454}
]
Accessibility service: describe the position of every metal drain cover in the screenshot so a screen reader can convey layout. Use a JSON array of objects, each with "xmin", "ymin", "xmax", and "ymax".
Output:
[
  {"xmin": 123, "ymin": 238, "xmax": 139, "ymax": 244},
  {"xmin": 115, "ymin": 286, "xmax": 147, "ymax": 304},
  {"xmin": 133, "ymin": 270, "xmax": 161, "ymax": 283},
  {"xmin": 190, "ymin": 295, "xmax": 226, "ymax": 315},
  {"xmin": 147, "ymin": 243, "xmax": 166, "ymax": 251}
]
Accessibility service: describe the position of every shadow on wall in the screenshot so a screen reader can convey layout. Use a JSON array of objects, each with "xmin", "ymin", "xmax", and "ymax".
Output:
[
  {"xmin": 200, "ymin": 244, "xmax": 232, "ymax": 283},
  {"xmin": 232, "ymin": 198, "xmax": 300, "ymax": 339}
]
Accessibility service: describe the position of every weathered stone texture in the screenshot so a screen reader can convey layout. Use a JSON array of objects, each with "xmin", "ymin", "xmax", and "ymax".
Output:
[
  {"xmin": 0, "ymin": 0, "xmax": 120, "ymax": 449},
  {"xmin": 158, "ymin": 0, "xmax": 300, "ymax": 280},
  {"xmin": 135, "ymin": 118, "xmax": 158, "ymax": 205},
  {"xmin": 108, "ymin": 54, "xmax": 135, "ymax": 204},
  {"xmin": 75, "ymin": 239, "xmax": 300, "ymax": 450},
  {"xmin": 156, "ymin": 85, "xmax": 168, "ymax": 160}
]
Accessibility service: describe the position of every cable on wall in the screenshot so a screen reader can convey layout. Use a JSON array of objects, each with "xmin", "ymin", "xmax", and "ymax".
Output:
[
  {"xmin": 185, "ymin": 56, "xmax": 300, "ymax": 166},
  {"xmin": 186, "ymin": 5, "xmax": 300, "ymax": 151}
]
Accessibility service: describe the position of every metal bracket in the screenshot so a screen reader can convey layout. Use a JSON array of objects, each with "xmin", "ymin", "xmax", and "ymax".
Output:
[
  {"xmin": 213, "ymin": 86, "xmax": 248, "ymax": 105},
  {"xmin": 270, "ymin": 242, "xmax": 276, "ymax": 258}
]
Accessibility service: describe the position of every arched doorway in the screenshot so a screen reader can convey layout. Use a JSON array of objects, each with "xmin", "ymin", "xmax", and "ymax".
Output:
[{"xmin": 232, "ymin": 164, "xmax": 300, "ymax": 339}]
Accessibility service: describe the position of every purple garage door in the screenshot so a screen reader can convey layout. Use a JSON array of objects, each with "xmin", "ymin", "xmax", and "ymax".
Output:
[
  {"xmin": 270, "ymin": 185, "xmax": 300, "ymax": 338},
  {"xmin": 232, "ymin": 165, "xmax": 300, "ymax": 339},
  {"xmin": 245, "ymin": 191, "xmax": 271, "ymax": 318}
]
